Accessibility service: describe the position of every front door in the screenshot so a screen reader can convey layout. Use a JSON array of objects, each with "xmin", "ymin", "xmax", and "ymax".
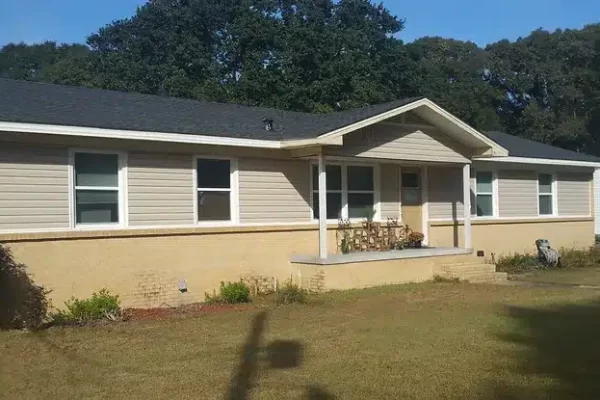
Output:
[{"xmin": 401, "ymin": 170, "xmax": 422, "ymax": 233}]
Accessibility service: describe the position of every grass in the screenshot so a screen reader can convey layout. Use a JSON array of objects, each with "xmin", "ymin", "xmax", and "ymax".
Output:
[
  {"xmin": 2, "ymin": 283, "xmax": 600, "ymax": 399},
  {"xmin": 517, "ymin": 267, "xmax": 600, "ymax": 286}
]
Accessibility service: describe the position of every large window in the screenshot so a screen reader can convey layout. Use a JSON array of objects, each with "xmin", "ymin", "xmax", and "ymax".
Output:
[
  {"xmin": 312, "ymin": 164, "xmax": 376, "ymax": 220},
  {"xmin": 196, "ymin": 158, "xmax": 234, "ymax": 222},
  {"xmin": 312, "ymin": 165, "xmax": 342, "ymax": 220},
  {"xmin": 401, "ymin": 172, "xmax": 420, "ymax": 205},
  {"xmin": 73, "ymin": 152, "xmax": 121, "ymax": 225},
  {"xmin": 474, "ymin": 171, "xmax": 494, "ymax": 217},
  {"xmin": 347, "ymin": 166, "xmax": 375, "ymax": 218},
  {"xmin": 538, "ymin": 173, "xmax": 554, "ymax": 215}
]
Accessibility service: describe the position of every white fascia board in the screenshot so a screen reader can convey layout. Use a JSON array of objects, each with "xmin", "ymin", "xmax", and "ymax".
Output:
[
  {"xmin": 317, "ymin": 99, "xmax": 428, "ymax": 140},
  {"xmin": 475, "ymin": 156, "xmax": 600, "ymax": 168},
  {"xmin": 423, "ymin": 100, "xmax": 508, "ymax": 156},
  {"xmin": 0, "ymin": 121, "xmax": 282, "ymax": 149}
]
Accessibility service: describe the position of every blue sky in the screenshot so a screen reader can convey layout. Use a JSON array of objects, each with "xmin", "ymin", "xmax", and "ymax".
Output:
[{"xmin": 1, "ymin": 0, "xmax": 599, "ymax": 47}]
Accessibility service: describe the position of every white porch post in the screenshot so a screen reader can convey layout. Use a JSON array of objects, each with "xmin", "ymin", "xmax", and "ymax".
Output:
[
  {"xmin": 318, "ymin": 153, "xmax": 328, "ymax": 259},
  {"xmin": 462, "ymin": 164, "xmax": 472, "ymax": 249}
]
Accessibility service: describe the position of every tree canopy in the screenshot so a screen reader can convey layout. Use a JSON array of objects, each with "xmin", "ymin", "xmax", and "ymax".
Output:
[{"xmin": 1, "ymin": 0, "xmax": 599, "ymax": 154}]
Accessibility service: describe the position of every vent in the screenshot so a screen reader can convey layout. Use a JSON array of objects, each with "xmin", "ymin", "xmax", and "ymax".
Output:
[{"xmin": 263, "ymin": 118, "xmax": 274, "ymax": 131}]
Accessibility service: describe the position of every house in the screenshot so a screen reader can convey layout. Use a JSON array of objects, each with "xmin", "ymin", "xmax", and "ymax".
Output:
[{"xmin": 0, "ymin": 78, "xmax": 597, "ymax": 307}]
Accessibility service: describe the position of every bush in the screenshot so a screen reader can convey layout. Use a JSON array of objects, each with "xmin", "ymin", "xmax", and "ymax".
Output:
[
  {"xmin": 559, "ymin": 247, "xmax": 600, "ymax": 268},
  {"xmin": 205, "ymin": 281, "xmax": 250, "ymax": 304},
  {"xmin": 52, "ymin": 289, "xmax": 120, "ymax": 325},
  {"xmin": 220, "ymin": 281, "xmax": 250, "ymax": 303},
  {"xmin": 0, "ymin": 243, "xmax": 49, "ymax": 330},
  {"xmin": 495, "ymin": 253, "xmax": 541, "ymax": 274},
  {"xmin": 276, "ymin": 281, "xmax": 308, "ymax": 305}
]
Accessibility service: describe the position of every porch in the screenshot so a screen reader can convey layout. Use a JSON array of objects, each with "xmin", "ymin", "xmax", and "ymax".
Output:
[
  {"xmin": 311, "ymin": 152, "xmax": 474, "ymax": 261},
  {"xmin": 291, "ymin": 246, "xmax": 472, "ymax": 265}
]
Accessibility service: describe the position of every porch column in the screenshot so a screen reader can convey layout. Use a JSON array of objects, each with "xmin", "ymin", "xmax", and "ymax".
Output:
[
  {"xmin": 462, "ymin": 164, "xmax": 472, "ymax": 249},
  {"xmin": 318, "ymin": 153, "xmax": 328, "ymax": 259}
]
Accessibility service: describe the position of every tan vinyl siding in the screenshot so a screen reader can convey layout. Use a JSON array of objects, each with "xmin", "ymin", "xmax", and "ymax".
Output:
[
  {"xmin": 0, "ymin": 143, "xmax": 69, "ymax": 230},
  {"xmin": 128, "ymin": 152, "xmax": 194, "ymax": 226},
  {"xmin": 498, "ymin": 170, "xmax": 537, "ymax": 217},
  {"xmin": 329, "ymin": 124, "xmax": 470, "ymax": 163},
  {"xmin": 380, "ymin": 164, "xmax": 399, "ymax": 219},
  {"xmin": 239, "ymin": 158, "xmax": 311, "ymax": 223},
  {"xmin": 428, "ymin": 167, "xmax": 463, "ymax": 220},
  {"xmin": 558, "ymin": 172, "xmax": 591, "ymax": 216}
]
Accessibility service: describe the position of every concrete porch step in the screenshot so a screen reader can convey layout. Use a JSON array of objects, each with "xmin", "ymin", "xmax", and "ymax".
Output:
[
  {"xmin": 439, "ymin": 270, "xmax": 508, "ymax": 283},
  {"xmin": 437, "ymin": 260, "xmax": 507, "ymax": 283},
  {"xmin": 439, "ymin": 264, "xmax": 496, "ymax": 274}
]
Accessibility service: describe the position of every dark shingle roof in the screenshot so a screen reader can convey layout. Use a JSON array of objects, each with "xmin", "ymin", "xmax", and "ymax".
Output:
[
  {"xmin": 0, "ymin": 78, "xmax": 420, "ymax": 141},
  {"xmin": 484, "ymin": 131, "xmax": 600, "ymax": 163},
  {"xmin": 1, "ymin": 79, "xmax": 598, "ymax": 164}
]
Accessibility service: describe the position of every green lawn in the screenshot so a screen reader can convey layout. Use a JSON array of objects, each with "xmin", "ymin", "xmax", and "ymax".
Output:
[
  {"xmin": 2, "ymin": 283, "xmax": 600, "ymax": 400},
  {"xmin": 516, "ymin": 267, "xmax": 600, "ymax": 286}
]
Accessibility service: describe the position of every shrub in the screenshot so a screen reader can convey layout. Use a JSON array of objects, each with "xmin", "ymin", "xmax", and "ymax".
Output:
[
  {"xmin": 408, "ymin": 231, "xmax": 425, "ymax": 244},
  {"xmin": 559, "ymin": 247, "xmax": 600, "ymax": 268},
  {"xmin": 276, "ymin": 281, "xmax": 308, "ymax": 305},
  {"xmin": 205, "ymin": 281, "xmax": 250, "ymax": 304},
  {"xmin": 52, "ymin": 289, "xmax": 120, "ymax": 325},
  {"xmin": 494, "ymin": 253, "xmax": 541, "ymax": 274},
  {"xmin": 0, "ymin": 243, "xmax": 49, "ymax": 330}
]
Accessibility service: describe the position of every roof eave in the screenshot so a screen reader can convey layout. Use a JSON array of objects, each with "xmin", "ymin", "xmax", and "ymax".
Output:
[
  {"xmin": 474, "ymin": 155, "xmax": 600, "ymax": 168},
  {"xmin": 0, "ymin": 121, "xmax": 284, "ymax": 149}
]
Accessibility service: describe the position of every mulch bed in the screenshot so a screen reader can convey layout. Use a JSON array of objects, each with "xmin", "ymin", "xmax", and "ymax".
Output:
[{"xmin": 124, "ymin": 303, "xmax": 257, "ymax": 321}]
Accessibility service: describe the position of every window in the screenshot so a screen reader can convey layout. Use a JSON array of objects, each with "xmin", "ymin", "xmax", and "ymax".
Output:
[
  {"xmin": 401, "ymin": 172, "xmax": 420, "ymax": 205},
  {"xmin": 312, "ymin": 164, "xmax": 375, "ymax": 220},
  {"xmin": 347, "ymin": 166, "xmax": 375, "ymax": 218},
  {"xmin": 73, "ymin": 152, "xmax": 121, "ymax": 225},
  {"xmin": 474, "ymin": 171, "xmax": 494, "ymax": 217},
  {"xmin": 538, "ymin": 173, "xmax": 554, "ymax": 215},
  {"xmin": 312, "ymin": 165, "xmax": 342, "ymax": 220},
  {"xmin": 196, "ymin": 158, "xmax": 235, "ymax": 222}
]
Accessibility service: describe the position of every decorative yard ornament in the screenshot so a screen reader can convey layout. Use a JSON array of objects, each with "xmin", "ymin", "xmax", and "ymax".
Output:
[{"xmin": 535, "ymin": 239, "xmax": 560, "ymax": 268}]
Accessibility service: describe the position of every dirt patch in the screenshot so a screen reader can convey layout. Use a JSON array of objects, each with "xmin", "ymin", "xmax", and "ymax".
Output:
[{"xmin": 124, "ymin": 303, "xmax": 256, "ymax": 321}]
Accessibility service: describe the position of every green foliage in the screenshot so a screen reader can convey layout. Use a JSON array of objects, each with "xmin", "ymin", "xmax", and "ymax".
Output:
[
  {"xmin": 276, "ymin": 281, "xmax": 308, "ymax": 305},
  {"xmin": 220, "ymin": 281, "xmax": 250, "ymax": 304},
  {"xmin": 559, "ymin": 247, "xmax": 600, "ymax": 269},
  {"xmin": 205, "ymin": 281, "xmax": 250, "ymax": 304},
  {"xmin": 495, "ymin": 253, "xmax": 541, "ymax": 274},
  {"xmin": 52, "ymin": 289, "xmax": 121, "ymax": 325},
  {"xmin": 0, "ymin": 243, "xmax": 49, "ymax": 330},
  {"xmin": 496, "ymin": 248, "xmax": 600, "ymax": 274}
]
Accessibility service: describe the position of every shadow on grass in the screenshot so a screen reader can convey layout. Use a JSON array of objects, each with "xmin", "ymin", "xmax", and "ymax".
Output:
[
  {"xmin": 484, "ymin": 298, "xmax": 600, "ymax": 399},
  {"xmin": 227, "ymin": 310, "xmax": 335, "ymax": 400}
]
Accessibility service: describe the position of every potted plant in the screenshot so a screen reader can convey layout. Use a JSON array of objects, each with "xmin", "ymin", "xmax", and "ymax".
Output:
[{"xmin": 407, "ymin": 231, "xmax": 425, "ymax": 248}]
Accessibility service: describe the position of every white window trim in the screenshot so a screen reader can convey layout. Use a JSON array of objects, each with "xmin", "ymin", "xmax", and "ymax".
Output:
[
  {"xmin": 310, "ymin": 161, "xmax": 380, "ymax": 222},
  {"xmin": 68, "ymin": 148, "xmax": 127, "ymax": 230},
  {"xmin": 472, "ymin": 169, "xmax": 498, "ymax": 219},
  {"xmin": 537, "ymin": 172, "xmax": 557, "ymax": 217},
  {"xmin": 193, "ymin": 155, "xmax": 239, "ymax": 226}
]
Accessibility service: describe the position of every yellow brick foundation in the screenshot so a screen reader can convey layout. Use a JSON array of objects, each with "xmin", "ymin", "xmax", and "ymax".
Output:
[
  {"xmin": 429, "ymin": 218, "xmax": 594, "ymax": 257},
  {"xmin": 1, "ymin": 226, "xmax": 338, "ymax": 308},
  {"xmin": 2, "ymin": 217, "xmax": 593, "ymax": 309}
]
